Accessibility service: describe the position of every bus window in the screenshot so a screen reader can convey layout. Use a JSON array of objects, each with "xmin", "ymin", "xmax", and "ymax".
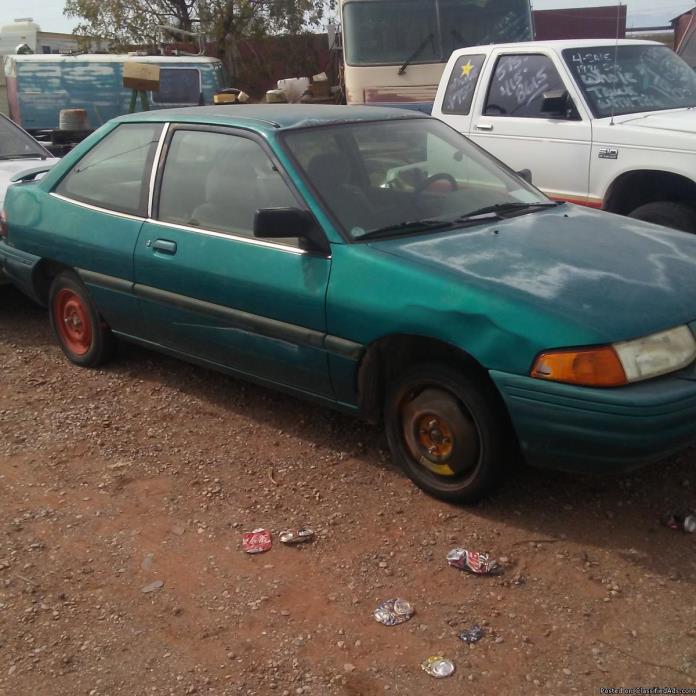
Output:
[
  {"xmin": 343, "ymin": 0, "xmax": 440, "ymax": 65},
  {"xmin": 342, "ymin": 0, "xmax": 533, "ymax": 67}
]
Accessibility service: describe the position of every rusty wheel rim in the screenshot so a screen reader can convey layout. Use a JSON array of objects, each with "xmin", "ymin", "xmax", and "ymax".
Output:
[
  {"xmin": 401, "ymin": 387, "xmax": 480, "ymax": 479},
  {"xmin": 54, "ymin": 288, "xmax": 92, "ymax": 357}
]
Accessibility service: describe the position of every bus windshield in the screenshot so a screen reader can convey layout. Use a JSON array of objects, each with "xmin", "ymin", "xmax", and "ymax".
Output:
[{"xmin": 343, "ymin": 0, "xmax": 533, "ymax": 66}]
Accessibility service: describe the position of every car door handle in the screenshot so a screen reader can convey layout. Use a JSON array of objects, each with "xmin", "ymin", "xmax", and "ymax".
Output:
[
  {"xmin": 152, "ymin": 239, "xmax": 177, "ymax": 255},
  {"xmin": 475, "ymin": 123, "xmax": 494, "ymax": 131}
]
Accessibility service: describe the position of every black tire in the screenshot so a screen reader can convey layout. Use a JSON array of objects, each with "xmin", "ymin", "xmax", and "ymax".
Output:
[
  {"xmin": 384, "ymin": 364, "xmax": 513, "ymax": 503},
  {"xmin": 628, "ymin": 201, "xmax": 696, "ymax": 234},
  {"xmin": 48, "ymin": 271, "xmax": 116, "ymax": 367}
]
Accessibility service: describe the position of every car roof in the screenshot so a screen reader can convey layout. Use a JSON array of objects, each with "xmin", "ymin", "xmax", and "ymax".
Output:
[
  {"xmin": 115, "ymin": 104, "xmax": 429, "ymax": 133},
  {"xmin": 449, "ymin": 38, "xmax": 662, "ymax": 57}
]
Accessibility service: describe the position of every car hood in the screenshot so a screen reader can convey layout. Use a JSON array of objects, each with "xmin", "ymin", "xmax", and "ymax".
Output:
[
  {"xmin": 0, "ymin": 158, "xmax": 58, "ymax": 206},
  {"xmin": 614, "ymin": 108, "xmax": 696, "ymax": 135},
  {"xmin": 368, "ymin": 205, "xmax": 696, "ymax": 344}
]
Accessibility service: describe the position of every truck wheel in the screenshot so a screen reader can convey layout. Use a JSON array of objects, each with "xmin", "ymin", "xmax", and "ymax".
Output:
[
  {"xmin": 629, "ymin": 202, "xmax": 696, "ymax": 234},
  {"xmin": 49, "ymin": 271, "xmax": 116, "ymax": 367},
  {"xmin": 384, "ymin": 364, "xmax": 511, "ymax": 503}
]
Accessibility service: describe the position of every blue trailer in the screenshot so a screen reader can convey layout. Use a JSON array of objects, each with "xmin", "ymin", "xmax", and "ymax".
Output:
[{"xmin": 4, "ymin": 54, "xmax": 227, "ymax": 135}]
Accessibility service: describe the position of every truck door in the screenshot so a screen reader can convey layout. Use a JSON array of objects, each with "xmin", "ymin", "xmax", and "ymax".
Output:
[{"xmin": 468, "ymin": 51, "xmax": 593, "ymax": 206}]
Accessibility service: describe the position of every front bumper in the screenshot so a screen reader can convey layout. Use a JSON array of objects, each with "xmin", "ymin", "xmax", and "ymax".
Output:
[{"xmin": 491, "ymin": 365, "xmax": 696, "ymax": 473}]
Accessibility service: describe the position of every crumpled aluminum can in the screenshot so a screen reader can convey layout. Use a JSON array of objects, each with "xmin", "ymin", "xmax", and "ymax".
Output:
[
  {"xmin": 447, "ymin": 548, "xmax": 501, "ymax": 575},
  {"xmin": 459, "ymin": 625, "xmax": 485, "ymax": 644},
  {"xmin": 279, "ymin": 527, "xmax": 315, "ymax": 544},
  {"xmin": 374, "ymin": 598, "xmax": 414, "ymax": 626},
  {"xmin": 242, "ymin": 528, "xmax": 272, "ymax": 554},
  {"xmin": 421, "ymin": 656, "xmax": 455, "ymax": 678},
  {"xmin": 661, "ymin": 510, "xmax": 696, "ymax": 533}
]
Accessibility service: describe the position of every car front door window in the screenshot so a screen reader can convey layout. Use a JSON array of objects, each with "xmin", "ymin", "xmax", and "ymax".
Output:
[{"xmin": 158, "ymin": 129, "xmax": 298, "ymax": 244}]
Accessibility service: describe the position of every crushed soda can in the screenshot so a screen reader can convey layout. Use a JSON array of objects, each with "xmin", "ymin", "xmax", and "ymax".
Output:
[
  {"xmin": 447, "ymin": 548, "xmax": 501, "ymax": 575},
  {"xmin": 242, "ymin": 528, "xmax": 272, "ymax": 554},
  {"xmin": 661, "ymin": 510, "xmax": 696, "ymax": 533},
  {"xmin": 374, "ymin": 598, "xmax": 414, "ymax": 626},
  {"xmin": 421, "ymin": 656, "xmax": 455, "ymax": 678},
  {"xmin": 279, "ymin": 527, "xmax": 315, "ymax": 545},
  {"xmin": 459, "ymin": 625, "xmax": 485, "ymax": 644}
]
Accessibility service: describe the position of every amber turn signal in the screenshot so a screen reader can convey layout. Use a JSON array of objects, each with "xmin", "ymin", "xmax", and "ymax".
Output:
[{"xmin": 531, "ymin": 346, "xmax": 628, "ymax": 387}]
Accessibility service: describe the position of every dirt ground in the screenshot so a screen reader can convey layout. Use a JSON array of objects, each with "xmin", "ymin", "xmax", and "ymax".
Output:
[{"xmin": 0, "ymin": 285, "xmax": 695, "ymax": 696}]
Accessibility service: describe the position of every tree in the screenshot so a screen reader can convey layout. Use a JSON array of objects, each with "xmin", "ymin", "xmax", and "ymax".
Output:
[{"xmin": 64, "ymin": 0, "xmax": 333, "ymax": 80}]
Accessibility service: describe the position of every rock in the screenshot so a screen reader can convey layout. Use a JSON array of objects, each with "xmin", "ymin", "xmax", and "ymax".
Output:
[
  {"xmin": 343, "ymin": 663, "xmax": 356, "ymax": 673},
  {"xmin": 141, "ymin": 580, "xmax": 164, "ymax": 594}
]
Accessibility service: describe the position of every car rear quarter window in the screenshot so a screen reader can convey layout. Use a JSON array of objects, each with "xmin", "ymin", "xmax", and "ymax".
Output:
[
  {"xmin": 484, "ymin": 54, "xmax": 565, "ymax": 117},
  {"xmin": 441, "ymin": 54, "xmax": 486, "ymax": 115},
  {"xmin": 157, "ymin": 129, "xmax": 298, "ymax": 244},
  {"xmin": 55, "ymin": 123, "xmax": 162, "ymax": 217}
]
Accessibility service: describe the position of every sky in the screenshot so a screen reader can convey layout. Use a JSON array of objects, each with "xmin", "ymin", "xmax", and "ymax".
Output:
[{"xmin": 1, "ymin": 0, "xmax": 694, "ymax": 34}]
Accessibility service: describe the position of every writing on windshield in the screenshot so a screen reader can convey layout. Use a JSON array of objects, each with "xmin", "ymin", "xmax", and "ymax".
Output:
[{"xmin": 563, "ymin": 45, "xmax": 696, "ymax": 118}]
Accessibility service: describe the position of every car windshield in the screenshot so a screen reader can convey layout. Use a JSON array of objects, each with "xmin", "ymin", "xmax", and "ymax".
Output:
[
  {"xmin": 0, "ymin": 115, "xmax": 49, "ymax": 160},
  {"xmin": 563, "ymin": 44, "xmax": 696, "ymax": 118},
  {"xmin": 342, "ymin": 0, "xmax": 532, "ymax": 66},
  {"xmin": 282, "ymin": 117, "xmax": 550, "ymax": 240}
]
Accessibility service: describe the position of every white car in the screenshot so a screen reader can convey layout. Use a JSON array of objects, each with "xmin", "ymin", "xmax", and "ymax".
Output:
[
  {"xmin": 432, "ymin": 39, "xmax": 696, "ymax": 233},
  {"xmin": 0, "ymin": 113, "xmax": 58, "ymax": 282},
  {"xmin": 0, "ymin": 113, "xmax": 58, "ymax": 206}
]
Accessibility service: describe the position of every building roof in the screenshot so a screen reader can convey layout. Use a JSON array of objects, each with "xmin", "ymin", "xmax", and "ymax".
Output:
[{"xmin": 117, "ymin": 104, "xmax": 428, "ymax": 132}]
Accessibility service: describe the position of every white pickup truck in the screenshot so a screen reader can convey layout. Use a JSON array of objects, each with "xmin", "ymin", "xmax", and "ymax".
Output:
[{"xmin": 432, "ymin": 39, "xmax": 696, "ymax": 233}]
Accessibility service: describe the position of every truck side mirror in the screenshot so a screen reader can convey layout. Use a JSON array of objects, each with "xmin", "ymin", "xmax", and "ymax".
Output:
[{"xmin": 541, "ymin": 89, "xmax": 571, "ymax": 118}]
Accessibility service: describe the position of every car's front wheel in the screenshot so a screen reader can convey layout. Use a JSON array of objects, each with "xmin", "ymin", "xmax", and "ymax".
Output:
[
  {"xmin": 384, "ymin": 364, "xmax": 511, "ymax": 503},
  {"xmin": 629, "ymin": 201, "xmax": 696, "ymax": 234},
  {"xmin": 49, "ymin": 271, "xmax": 116, "ymax": 367}
]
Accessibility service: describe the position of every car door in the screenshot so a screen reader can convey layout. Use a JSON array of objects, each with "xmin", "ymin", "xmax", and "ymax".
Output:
[
  {"xmin": 133, "ymin": 125, "xmax": 333, "ymax": 396},
  {"xmin": 469, "ymin": 51, "xmax": 593, "ymax": 205}
]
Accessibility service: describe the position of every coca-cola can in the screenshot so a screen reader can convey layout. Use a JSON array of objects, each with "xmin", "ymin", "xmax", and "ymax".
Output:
[{"xmin": 242, "ymin": 528, "xmax": 272, "ymax": 553}]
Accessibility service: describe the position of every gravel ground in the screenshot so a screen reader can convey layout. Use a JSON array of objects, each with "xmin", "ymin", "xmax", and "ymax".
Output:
[{"xmin": 1, "ymin": 285, "xmax": 695, "ymax": 696}]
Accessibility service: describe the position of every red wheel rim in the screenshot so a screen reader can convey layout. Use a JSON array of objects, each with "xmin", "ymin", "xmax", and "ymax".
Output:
[{"xmin": 54, "ymin": 289, "xmax": 93, "ymax": 357}]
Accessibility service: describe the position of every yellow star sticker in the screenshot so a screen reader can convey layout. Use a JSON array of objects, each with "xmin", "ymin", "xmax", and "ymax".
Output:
[{"xmin": 460, "ymin": 61, "xmax": 474, "ymax": 78}]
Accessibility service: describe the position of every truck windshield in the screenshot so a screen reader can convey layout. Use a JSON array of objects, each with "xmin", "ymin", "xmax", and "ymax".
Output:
[
  {"xmin": 563, "ymin": 45, "xmax": 696, "ymax": 118},
  {"xmin": 343, "ymin": 0, "xmax": 533, "ymax": 66},
  {"xmin": 0, "ymin": 115, "xmax": 50, "ymax": 160}
]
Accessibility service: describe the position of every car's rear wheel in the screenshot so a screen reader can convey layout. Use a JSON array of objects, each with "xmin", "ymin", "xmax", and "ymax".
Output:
[
  {"xmin": 49, "ymin": 271, "xmax": 115, "ymax": 367},
  {"xmin": 629, "ymin": 201, "xmax": 696, "ymax": 234},
  {"xmin": 384, "ymin": 364, "xmax": 510, "ymax": 503}
]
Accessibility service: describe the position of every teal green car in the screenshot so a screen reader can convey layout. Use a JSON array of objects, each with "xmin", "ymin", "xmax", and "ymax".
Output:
[{"xmin": 1, "ymin": 105, "xmax": 696, "ymax": 502}]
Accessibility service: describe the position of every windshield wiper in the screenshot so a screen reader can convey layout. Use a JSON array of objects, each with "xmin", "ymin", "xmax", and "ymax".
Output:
[
  {"xmin": 398, "ymin": 33, "xmax": 434, "ymax": 75},
  {"xmin": 458, "ymin": 201, "xmax": 561, "ymax": 221},
  {"xmin": 355, "ymin": 218, "xmax": 455, "ymax": 241}
]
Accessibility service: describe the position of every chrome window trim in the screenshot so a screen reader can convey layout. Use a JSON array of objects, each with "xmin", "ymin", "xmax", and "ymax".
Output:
[
  {"xmin": 148, "ymin": 123, "xmax": 170, "ymax": 218},
  {"xmin": 146, "ymin": 218, "xmax": 309, "ymax": 256},
  {"xmin": 50, "ymin": 192, "xmax": 146, "ymax": 222}
]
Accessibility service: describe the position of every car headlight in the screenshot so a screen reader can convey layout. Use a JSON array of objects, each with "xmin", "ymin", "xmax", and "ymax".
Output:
[{"xmin": 531, "ymin": 325, "xmax": 696, "ymax": 387}]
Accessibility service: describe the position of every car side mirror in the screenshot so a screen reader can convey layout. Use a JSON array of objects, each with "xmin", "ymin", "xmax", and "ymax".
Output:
[
  {"xmin": 254, "ymin": 208, "xmax": 330, "ymax": 255},
  {"xmin": 516, "ymin": 168, "xmax": 533, "ymax": 185},
  {"xmin": 541, "ymin": 89, "xmax": 572, "ymax": 118}
]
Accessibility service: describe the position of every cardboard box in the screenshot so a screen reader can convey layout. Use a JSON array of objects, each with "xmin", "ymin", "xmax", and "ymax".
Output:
[{"xmin": 123, "ymin": 62, "xmax": 161, "ymax": 92}]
